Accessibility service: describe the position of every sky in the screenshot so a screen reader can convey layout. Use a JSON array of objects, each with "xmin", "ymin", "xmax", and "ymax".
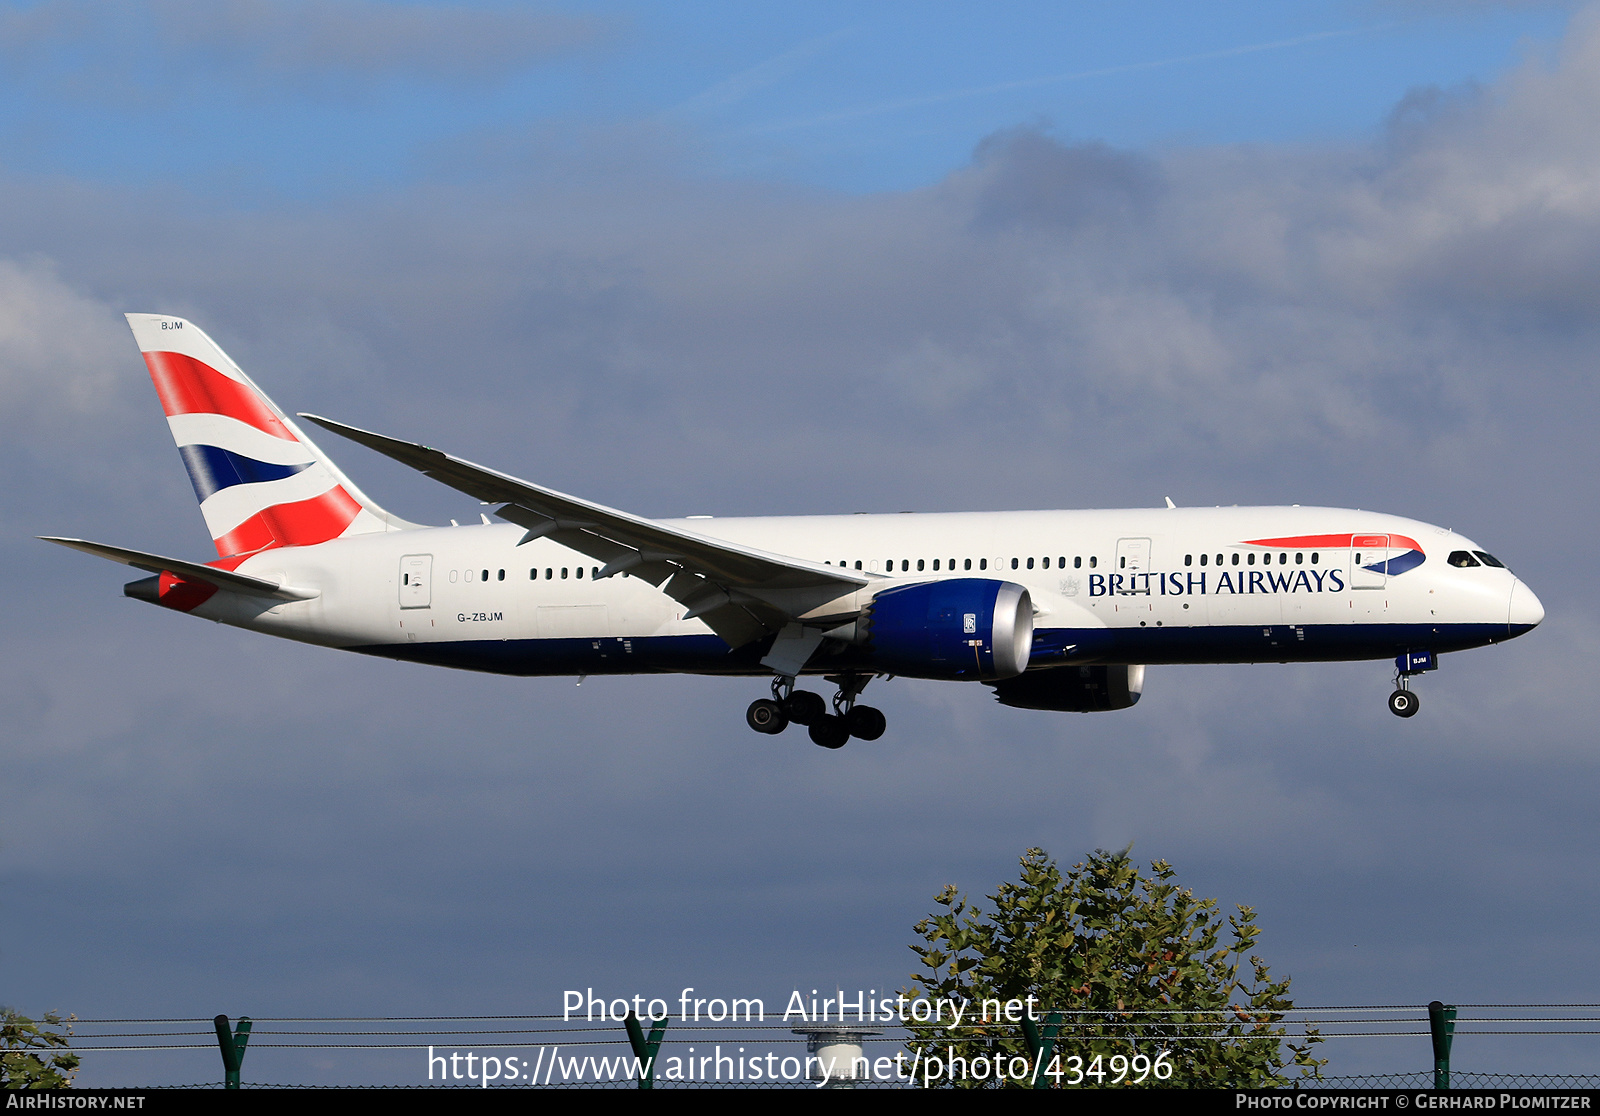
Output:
[{"xmin": 3, "ymin": 0, "xmax": 1599, "ymax": 1087}]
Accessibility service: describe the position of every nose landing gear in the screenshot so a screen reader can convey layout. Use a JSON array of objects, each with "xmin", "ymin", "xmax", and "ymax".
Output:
[
  {"xmin": 1388, "ymin": 650, "xmax": 1435, "ymax": 718},
  {"xmin": 1387, "ymin": 687, "xmax": 1420, "ymax": 718},
  {"xmin": 746, "ymin": 673, "xmax": 886, "ymax": 747}
]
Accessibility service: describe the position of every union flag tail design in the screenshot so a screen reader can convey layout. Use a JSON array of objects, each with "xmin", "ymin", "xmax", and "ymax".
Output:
[{"xmin": 126, "ymin": 314, "xmax": 400, "ymax": 558}]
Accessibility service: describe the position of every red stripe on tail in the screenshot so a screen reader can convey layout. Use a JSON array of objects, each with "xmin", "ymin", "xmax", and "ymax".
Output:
[
  {"xmin": 156, "ymin": 570, "xmax": 218, "ymax": 612},
  {"xmin": 212, "ymin": 487, "xmax": 363, "ymax": 557},
  {"xmin": 143, "ymin": 351, "xmax": 295, "ymax": 439}
]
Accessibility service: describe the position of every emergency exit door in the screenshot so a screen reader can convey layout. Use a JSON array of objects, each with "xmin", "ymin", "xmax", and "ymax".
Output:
[{"xmin": 400, "ymin": 554, "xmax": 433, "ymax": 608}]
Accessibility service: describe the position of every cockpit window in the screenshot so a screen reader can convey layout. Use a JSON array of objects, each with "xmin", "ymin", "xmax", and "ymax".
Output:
[
  {"xmin": 1473, "ymin": 551, "xmax": 1506, "ymax": 569},
  {"xmin": 1448, "ymin": 551, "xmax": 1480, "ymax": 568}
]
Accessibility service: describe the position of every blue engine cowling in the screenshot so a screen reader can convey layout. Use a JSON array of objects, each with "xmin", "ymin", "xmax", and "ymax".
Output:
[
  {"xmin": 987, "ymin": 665, "xmax": 1145, "ymax": 711},
  {"xmin": 860, "ymin": 579, "xmax": 1033, "ymax": 681}
]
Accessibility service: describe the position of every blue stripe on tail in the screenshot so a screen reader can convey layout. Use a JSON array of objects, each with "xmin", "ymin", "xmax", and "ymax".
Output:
[{"xmin": 177, "ymin": 444, "xmax": 313, "ymax": 502}]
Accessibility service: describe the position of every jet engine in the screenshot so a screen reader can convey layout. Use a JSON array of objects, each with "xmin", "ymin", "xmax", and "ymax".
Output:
[
  {"xmin": 838, "ymin": 578, "xmax": 1033, "ymax": 681},
  {"xmin": 987, "ymin": 664, "xmax": 1144, "ymax": 712}
]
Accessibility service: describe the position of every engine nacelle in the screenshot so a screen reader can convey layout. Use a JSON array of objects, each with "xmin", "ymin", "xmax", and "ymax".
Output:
[
  {"xmin": 988, "ymin": 664, "xmax": 1145, "ymax": 712},
  {"xmin": 855, "ymin": 578, "xmax": 1033, "ymax": 681}
]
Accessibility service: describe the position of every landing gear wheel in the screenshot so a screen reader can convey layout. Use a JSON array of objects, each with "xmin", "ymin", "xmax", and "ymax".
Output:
[
  {"xmin": 784, "ymin": 690, "xmax": 826, "ymax": 727},
  {"xmin": 808, "ymin": 715, "xmax": 850, "ymax": 749},
  {"xmin": 845, "ymin": 704, "xmax": 886, "ymax": 741},
  {"xmin": 1388, "ymin": 689, "xmax": 1420, "ymax": 718},
  {"xmin": 747, "ymin": 698, "xmax": 789, "ymax": 734}
]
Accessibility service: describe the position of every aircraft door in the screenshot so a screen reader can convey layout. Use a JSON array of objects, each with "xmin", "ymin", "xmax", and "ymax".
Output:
[
  {"xmin": 1351, "ymin": 535, "xmax": 1388, "ymax": 590},
  {"xmin": 1115, "ymin": 537, "xmax": 1152, "ymax": 594},
  {"xmin": 400, "ymin": 554, "xmax": 433, "ymax": 608}
]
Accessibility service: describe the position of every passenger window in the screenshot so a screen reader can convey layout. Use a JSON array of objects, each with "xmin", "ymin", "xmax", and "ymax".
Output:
[
  {"xmin": 450, "ymin": 570, "xmax": 458, "ymax": 583},
  {"xmin": 465, "ymin": 569, "xmax": 474, "ymax": 582},
  {"xmin": 545, "ymin": 568, "xmax": 553, "ymax": 579},
  {"xmin": 498, "ymin": 569, "xmax": 505, "ymax": 581},
  {"xmin": 964, "ymin": 559, "xmax": 972, "ymax": 570},
  {"xmin": 481, "ymin": 569, "xmax": 489, "ymax": 581},
  {"xmin": 1448, "ymin": 551, "xmax": 1480, "ymax": 568},
  {"xmin": 1310, "ymin": 553, "xmax": 1318, "ymax": 564},
  {"xmin": 1011, "ymin": 558, "xmax": 1019, "ymax": 570},
  {"xmin": 1295, "ymin": 552, "xmax": 1303, "ymax": 565},
  {"xmin": 1027, "ymin": 557, "xmax": 1035, "ymax": 569},
  {"xmin": 1247, "ymin": 553, "xmax": 1255, "ymax": 566},
  {"xmin": 1041, "ymin": 557, "xmax": 1049, "ymax": 569},
  {"xmin": 902, "ymin": 559, "xmax": 910, "ymax": 572},
  {"xmin": 529, "ymin": 569, "xmax": 536, "ymax": 580},
  {"xmin": 576, "ymin": 567, "xmax": 584, "ymax": 579},
  {"xmin": 932, "ymin": 559, "xmax": 939, "ymax": 571},
  {"xmin": 917, "ymin": 559, "xmax": 925, "ymax": 571},
  {"xmin": 1199, "ymin": 553, "xmax": 1207, "ymax": 566},
  {"xmin": 1215, "ymin": 554, "xmax": 1223, "ymax": 566},
  {"xmin": 855, "ymin": 561, "xmax": 862, "ymax": 570},
  {"xmin": 980, "ymin": 559, "xmax": 988, "ymax": 570},
  {"xmin": 561, "ymin": 568, "xmax": 568, "ymax": 579},
  {"xmin": 1231, "ymin": 553, "xmax": 1240, "ymax": 566},
  {"xmin": 1089, "ymin": 556, "xmax": 1097, "ymax": 568},
  {"xmin": 1473, "ymin": 551, "xmax": 1506, "ymax": 568},
  {"xmin": 1074, "ymin": 556, "xmax": 1082, "ymax": 568},
  {"xmin": 1184, "ymin": 554, "xmax": 1192, "ymax": 567}
]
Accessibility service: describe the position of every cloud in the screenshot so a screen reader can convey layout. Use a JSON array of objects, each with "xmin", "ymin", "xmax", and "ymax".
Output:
[
  {"xmin": 0, "ymin": 259, "xmax": 128, "ymax": 423},
  {"xmin": 0, "ymin": 0, "xmax": 609, "ymax": 96}
]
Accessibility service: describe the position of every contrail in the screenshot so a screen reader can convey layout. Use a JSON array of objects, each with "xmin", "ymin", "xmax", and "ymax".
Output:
[{"xmin": 745, "ymin": 25, "xmax": 1385, "ymax": 136}]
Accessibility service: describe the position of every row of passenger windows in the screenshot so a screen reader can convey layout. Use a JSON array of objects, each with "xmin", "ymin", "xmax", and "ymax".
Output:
[
  {"xmin": 447, "ymin": 567, "xmax": 603, "ymax": 583},
  {"xmin": 823, "ymin": 556, "xmax": 1101, "ymax": 572},
  {"xmin": 1184, "ymin": 551, "xmax": 1318, "ymax": 567}
]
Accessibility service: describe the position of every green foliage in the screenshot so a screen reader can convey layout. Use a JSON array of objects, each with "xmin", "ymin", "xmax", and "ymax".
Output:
[
  {"xmin": 1, "ymin": 1009, "xmax": 79, "ymax": 1089},
  {"xmin": 906, "ymin": 847, "xmax": 1324, "ymax": 1088}
]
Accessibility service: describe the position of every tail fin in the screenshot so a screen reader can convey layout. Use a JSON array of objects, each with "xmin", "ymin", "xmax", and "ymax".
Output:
[{"xmin": 126, "ymin": 314, "xmax": 409, "ymax": 558}]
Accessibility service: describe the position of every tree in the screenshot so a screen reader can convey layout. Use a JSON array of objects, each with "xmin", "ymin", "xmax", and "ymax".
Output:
[
  {"xmin": 905, "ymin": 847, "xmax": 1324, "ymax": 1088},
  {"xmin": 1, "ymin": 1009, "xmax": 79, "ymax": 1089}
]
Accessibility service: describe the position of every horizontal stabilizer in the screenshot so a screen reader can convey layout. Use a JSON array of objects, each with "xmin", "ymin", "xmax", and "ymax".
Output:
[{"xmin": 38, "ymin": 537, "xmax": 318, "ymax": 601}]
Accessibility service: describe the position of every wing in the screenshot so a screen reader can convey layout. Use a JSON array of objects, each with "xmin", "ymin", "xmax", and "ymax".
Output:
[
  {"xmin": 299, "ymin": 415, "xmax": 870, "ymax": 650},
  {"xmin": 39, "ymin": 537, "xmax": 319, "ymax": 601}
]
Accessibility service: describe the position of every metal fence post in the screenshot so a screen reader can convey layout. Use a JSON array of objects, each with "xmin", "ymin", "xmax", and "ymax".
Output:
[
  {"xmin": 1428, "ymin": 1001, "xmax": 1456, "ymax": 1089},
  {"xmin": 1020, "ymin": 1011, "xmax": 1063, "ymax": 1088},
  {"xmin": 624, "ymin": 1011, "xmax": 668, "ymax": 1090},
  {"xmin": 213, "ymin": 1014, "xmax": 252, "ymax": 1089}
]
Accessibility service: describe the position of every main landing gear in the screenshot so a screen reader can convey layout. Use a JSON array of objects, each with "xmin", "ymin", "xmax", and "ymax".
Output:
[
  {"xmin": 1387, "ymin": 650, "xmax": 1436, "ymax": 718},
  {"xmin": 745, "ymin": 673, "xmax": 886, "ymax": 748}
]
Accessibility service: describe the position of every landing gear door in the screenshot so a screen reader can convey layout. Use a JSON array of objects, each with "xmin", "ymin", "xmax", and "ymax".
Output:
[
  {"xmin": 400, "ymin": 554, "xmax": 433, "ymax": 608},
  {"xmin": 1116, "ymin": 537, "xmax": 1152, "ymax": 594},
  {"xmin": 1351, "ymin": 535, "xmax": 1388, "ymax": 590}
]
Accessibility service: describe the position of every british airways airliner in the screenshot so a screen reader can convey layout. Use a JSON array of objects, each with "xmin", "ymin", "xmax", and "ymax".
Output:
[{"xmin": 44, "ymin": 316, "xmax": 1544, "ymax": 748}]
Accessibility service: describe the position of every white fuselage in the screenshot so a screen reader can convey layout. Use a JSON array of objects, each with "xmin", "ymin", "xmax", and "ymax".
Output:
[{"xmin": 177, "ymin": 505, "xmax": 1540, "ymax": 679}]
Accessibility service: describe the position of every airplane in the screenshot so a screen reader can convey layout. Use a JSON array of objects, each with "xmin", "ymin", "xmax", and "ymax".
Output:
[{"xmin": 42, "ymin": 315, "xmax": 1544, "ymax": 748}]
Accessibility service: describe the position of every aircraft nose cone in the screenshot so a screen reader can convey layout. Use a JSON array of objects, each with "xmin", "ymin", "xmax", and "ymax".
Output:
[{"xmin": 1509, "ymin": 579, "xmax": 1544, "ymax": 632}]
